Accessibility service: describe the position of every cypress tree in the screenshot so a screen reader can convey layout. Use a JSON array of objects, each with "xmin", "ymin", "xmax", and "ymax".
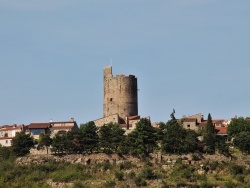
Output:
[{"xmin": 203, "ymin": 113, "xmax": 216, "ymax": 154}]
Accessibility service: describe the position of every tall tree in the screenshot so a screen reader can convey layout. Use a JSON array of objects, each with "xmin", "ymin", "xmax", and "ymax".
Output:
[
  {"xmin": 51, "ymin": 133, "xmax": 72, "ymax": 155},
  {"xmin": 234, "ymin": 132, "xmax": 250, "ymax": 154},
  {"xmin": 227, "ymin": 117, "xmax": 250, "ymax": 137},
  {"xmin": 99, "ymin": 122, "xmax": 125, "ymax": 153},
  {"xmin": 162, "ymin": 110, "xmax": 198, "ymax": 154},
  {"xmin": 125, "ymin": 118, "xmax": 157, "ymax": 157},
  {"xmin": 203, "ymin": 113, "xmax": 216, "ymax": 154},
  {"xmin": 12, "ymin": 132, "xmax": 34, "ymax": 156},
  {"xmin": 38, "ymin": 133, "xmax": 52, "ymax": 155},
  {"xmin": 80, "ymin": 121, "xmax": 99, "ymax": 153}
]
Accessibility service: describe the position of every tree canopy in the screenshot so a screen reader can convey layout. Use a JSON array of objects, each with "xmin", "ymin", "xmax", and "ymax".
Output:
[
  {"xmin": 203, "ymin": 113, "xmax": 216, "ymax": 154},
  {"xmin": 12, "ymin": 132, "xmax": 34, "ymax": 156}
]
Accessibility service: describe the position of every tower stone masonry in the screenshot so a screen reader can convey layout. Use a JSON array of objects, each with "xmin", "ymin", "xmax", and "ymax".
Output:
[{"xmin": 103, "ymin": 66, "xmax": 138, "ymax": 123}]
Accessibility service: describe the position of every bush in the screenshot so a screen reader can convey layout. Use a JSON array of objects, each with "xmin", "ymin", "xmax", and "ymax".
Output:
[
  {"xmin": 210, "ymin": 161, "xmax": 219, "ymax": 171},
  {"xmin": 134, "ymin": 176, "xmax": 147, "ymax": 187},
  {"xmin": 224, "ymin": 180, "xmax": 237, "ymax": 188},
  {"xmin": 192, "ymin": 154, "xmax": 201, "ymax": 161},
  {"xmin": 127, "ymin": 171, "xmax": 136, "ymax": 179},
  {"xmin": 140, "ymin": 167, "xmax": 157, "ymax": 180},
  {"xmin": 73, "ymin": 181, "xmax": 86, "ymax": 188},
  {"xmin": 104, "ymin": 180, "xmax": 116, "ymax": 188},
  {"xmin": 115, "ymin": 171, "xmax": 124, "ymax": 181},
  {"xmin": 200, "ymin": 181, "xmax": 213, "ymax": 188},
  {"xmin": 119, "ymin": 161, "xmax": 134, "ymax": 170},
  {"xmin": 230, "ymin": 164, "xmax": 244, "ymax": 175}
]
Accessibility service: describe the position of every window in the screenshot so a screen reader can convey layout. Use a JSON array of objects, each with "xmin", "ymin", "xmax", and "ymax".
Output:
[
  {"xmin": 110, "ymin": 98, "xmax": 113, "ymax": 101},
  {"xmin": 187, "ymin": 124, "xmax": 190, "ymax": 128},
  {"xmin": 5, "ymin": 140, "xmax": 8, "ymax": 144}
]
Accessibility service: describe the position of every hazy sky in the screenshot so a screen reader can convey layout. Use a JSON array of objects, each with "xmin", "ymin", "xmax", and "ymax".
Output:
[{"xmin": 0, "ymin": 0, "xmax": 249, "ymax": 125}]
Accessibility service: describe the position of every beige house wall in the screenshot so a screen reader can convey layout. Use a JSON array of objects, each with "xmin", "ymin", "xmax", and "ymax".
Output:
[
  {"xmin": 0, "ymin": 138, "xmax": 12, "ymax": 147},
  {"xmin": 183, "ymin": 121, "xmax": 199, "ymax": 131},
  {"xmin": 94, "ymin": 114, "xmax": 119, "ymax": 127}
]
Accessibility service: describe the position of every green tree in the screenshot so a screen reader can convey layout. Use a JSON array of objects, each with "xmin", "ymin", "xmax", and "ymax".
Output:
[
  {"xmin": 12, "ymin": 132, "xmax": 34, "ymax": 156},
  {"xmin": 162, "ymin": 110, "xmax": 198, "ymax": 154},
  {"xmin": 38, "ymin": 133, "xmax": 52, "ymax": 154},
  {"xmin": 51, "ymin": 133, "xmax": 72, "ymax": 155},
  {"xmin": 227, "ymin": 117, "xmax": 250, "ymax": 137},
  {"xmin": 99, "ymin": 122, "xmax": 125, "ymax": 153},
  {"xmin": 125, "ymin": 118, "xmax": 157, "ymax": 157},
  {"xmin": 203, "ymin": 113, "xmax": 216, "ymax": 154},
  {"xmin": 80, "ymin": 121, "xmax": 99, "ymax": 153},
  {"xmin": 234, "ymin": 131, "xmax": 250, "ymax": 154}
]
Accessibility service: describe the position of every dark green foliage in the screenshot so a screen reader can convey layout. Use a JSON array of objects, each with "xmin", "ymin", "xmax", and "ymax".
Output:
[
  {"xmin": 229, "ymin": 164, "xmax": 244, "ymax": 175},
  {"xmin": 234, "ymin": 131, "xmax": 250, "ymax": 154},
  {"xmin": 203, "ymin": 113, "xmax": 216, "ymax": 154},
  {"xmin": 51, "ymin": 133, "xmax": 72, "ymax": 154},
  {"xmin": 12, "ymin": 132, "xmax": 34, "ymax": 156},
  {"xmin": 162, "ymin": 110, "xmax": 199, "ymax": 154},
  {"xmin": 99, "ymin": 122, "xmax": 125, "ymax": 153},
  {"xmin": 134, "ymin": 176, "xmax": 147, "ymax": 187},
  {"xmin": 227, "ymin": 117, "xmax": 250, "ymax": 137},
  {"xmin": 200, "ymin": 181, "xmax": 213, "ymax": 188},
  {"xmin": 72, "ymin": 181, "xmax": 86, "ymax": 188},
  {"xmin": 38, "ymin": 133, "xmax": 52, "ymax": 154},
  {"xmin": 0, "ymin": 146, "xmax": 13, "ymax": 160},
  {"xmin": 115, "ymin": 171, "xmax": 124, "ymax": 181},
  {"xmin": 119, "ymin": 161, "xmax": 134, "ymax": 170},
  {"xmin": 80, "ymin": 121, "xmax": 99, "ymax": 153},
  {"xmin": 140, "ymin": 166, "xmax": 157, "ymax": 180},
  {"xmin": 125, "ymin": 118, "xmax": 157, "ymax": 157},
  {"xmin": 216, "ymin": 136, "xmax": 231, "ymax": 157}
]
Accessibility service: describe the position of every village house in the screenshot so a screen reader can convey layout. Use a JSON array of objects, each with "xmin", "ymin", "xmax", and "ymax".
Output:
[
  {"xmin": 0, "ymin": 124, "xmax": 27, "ymax": 147},
  {"xmin": 28, "ymin": 118, "xmax": 78, "ymax": 139},
  {"xmin": 182, "ymin": 113, "xmax": 228, "ymax": 136}
]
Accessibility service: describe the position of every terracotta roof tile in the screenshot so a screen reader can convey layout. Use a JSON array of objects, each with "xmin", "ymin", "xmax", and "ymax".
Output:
[
  {"xmin": 183, "ymin": 118, "xmax": 197, "ymax": 122},
  {"xmin": 216, "ymin": 127, "xmax": 227, "ymax": 135},
  {"xmin": 127, "ymin": 115, "xmax": 140, "ymax": 120},
  {"xmin": 28, "ymin": 123, "xmax": 51, "ymax": 129}
]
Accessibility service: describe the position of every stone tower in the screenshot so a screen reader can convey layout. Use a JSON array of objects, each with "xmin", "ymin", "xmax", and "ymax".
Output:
[{"xmin": 103, "ymin": 66, "xmax": 138, "ymax": 122}]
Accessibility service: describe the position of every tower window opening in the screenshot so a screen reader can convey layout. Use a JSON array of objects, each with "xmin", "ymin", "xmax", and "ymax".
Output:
[{"xmin": 110, "ymin": 98, "xmax": 113, "ymax": 101}]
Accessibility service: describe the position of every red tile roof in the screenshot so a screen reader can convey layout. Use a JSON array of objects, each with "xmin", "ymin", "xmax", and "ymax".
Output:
[
  {"xmin": 215, "ymin": 127, "xmax": 227, "ymax": 135},
  {"xmin": 127, "ymin": 115, "xmax": 140, "ymax": 120},
  {"xmin": 0, "ymin": 125, "xmax": 25, "ymax": 131},
  {"xmin": 183, "ymin": 118, "xmax": 197, "ymax": 122},
  {"xmin": 200, "ymin": 119, "xmax": 226, "ymax": 127},
  {"xmin": 28, "ymin": 123, "xmax": 51, "ymax": 129}
]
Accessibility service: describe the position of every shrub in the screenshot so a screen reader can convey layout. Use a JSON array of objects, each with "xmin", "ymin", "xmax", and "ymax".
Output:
[
  {"xmin": 210, "ymin": 161, "xmax": 219, "ymax": 171},
  {"xmin": 230, "ymin": 164, "xmax": 244, "ymax": 175},
  {"xmin": 73, "ymin": 181, "xmax": 86, "ymax": 188},
  {"xmin": 224, "ymin": 180, "xmax": 237, "ymax": 188},
  {"xmin": 115, "ymin": 171, "xmax": 124, "ymax": 181},
  {"xmin": 140, "ymin": 167, "xmax": 157, "ymax": 180},
  {"xmin": 127, "ymin": 171, "xmax": 136, "ymax": 179},
  {"xmin": 134, "ymin": 176, "xmax": 147, "ymax": 187},
  {"xmin": 200, "ymin": 181, "xmax": 213, "ymax": 188},
  {"xmin": 119, "ymin": 161, "xmax": 134, "ymax": 170},
  {"xmin": 192, "ymin": 154, "xmax": 201, "ymax": 161},
  {"xmin": 104, "ymin": 180, "xmax": 116, "ymax": 188}
]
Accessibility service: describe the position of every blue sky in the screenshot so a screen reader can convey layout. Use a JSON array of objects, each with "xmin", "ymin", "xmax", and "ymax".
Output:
[{"xmin": 0, "ymin": 0, "xmax": 249, "ymax": 125}]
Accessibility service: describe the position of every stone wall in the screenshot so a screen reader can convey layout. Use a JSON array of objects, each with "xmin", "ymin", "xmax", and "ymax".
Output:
[{"xmin": 94, "ymin": 114, "xmax": 119, "ymax": 127}]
